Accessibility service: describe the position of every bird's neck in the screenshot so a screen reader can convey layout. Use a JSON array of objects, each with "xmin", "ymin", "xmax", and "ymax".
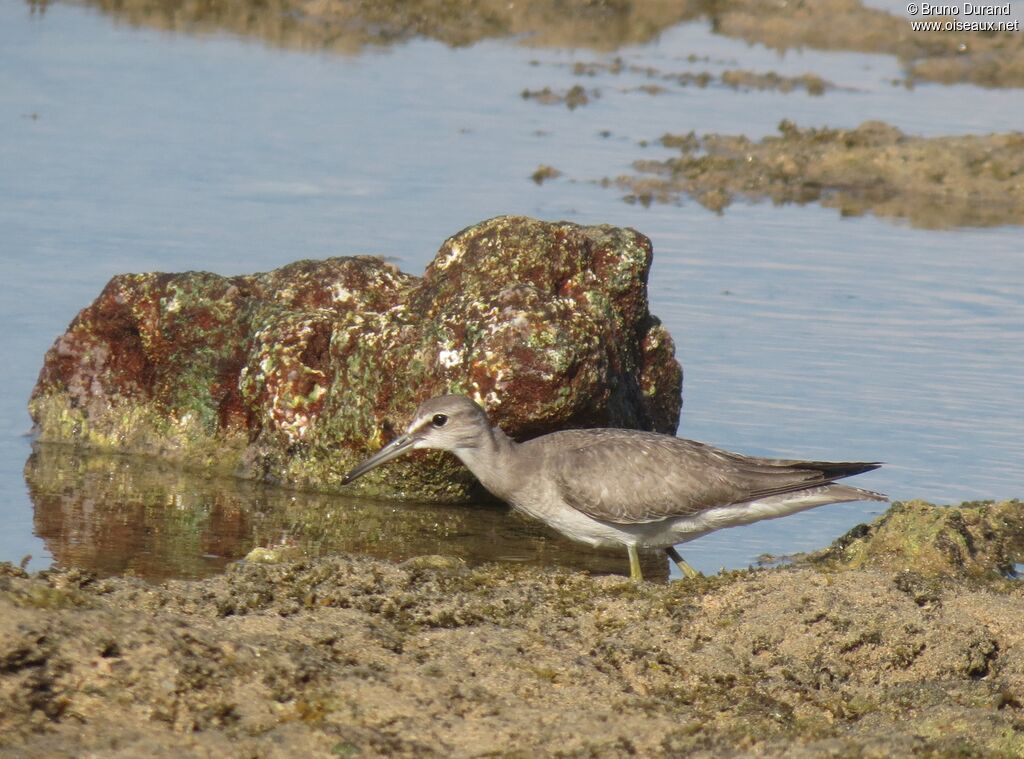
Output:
[{"xmin": 452, "ymin": 424, "xmax": 520, "ymax": 501}]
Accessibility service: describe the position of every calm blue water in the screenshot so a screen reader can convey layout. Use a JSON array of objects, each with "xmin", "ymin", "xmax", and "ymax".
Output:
[{"xmin": 1, "ymin": 2, "xmax": 1021, "ymax": 577}]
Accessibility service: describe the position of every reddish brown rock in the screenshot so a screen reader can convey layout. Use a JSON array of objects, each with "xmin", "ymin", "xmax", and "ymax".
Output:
[{"xmin": 30, "ymin": 216, "xmax": 683, "ymax": 500}]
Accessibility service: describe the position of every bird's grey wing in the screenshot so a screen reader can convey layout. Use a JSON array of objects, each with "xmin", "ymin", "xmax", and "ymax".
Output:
[{"xmin": 539, "ymin": 429, "xmax": 854, "ymax": 524}]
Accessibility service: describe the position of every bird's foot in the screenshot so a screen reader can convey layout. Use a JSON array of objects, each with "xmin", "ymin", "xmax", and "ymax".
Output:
[{"xmin": 665, "ymin": 545, "xmax": 702, "ymax": 579}]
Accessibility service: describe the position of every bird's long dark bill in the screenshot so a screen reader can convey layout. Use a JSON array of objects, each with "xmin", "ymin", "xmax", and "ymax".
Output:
[{"xmin": 342, "ymin": 434, "xmax": 415, "ymax": 484}]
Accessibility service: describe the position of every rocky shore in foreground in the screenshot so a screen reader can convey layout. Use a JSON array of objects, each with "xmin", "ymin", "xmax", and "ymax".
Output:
[{"xmin": 2, "ymin": 500, "xmax": 1022, "ymax": 758}]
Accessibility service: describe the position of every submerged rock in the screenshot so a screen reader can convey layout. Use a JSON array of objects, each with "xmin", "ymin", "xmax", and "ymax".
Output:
[{"xmin": 30, "ymin": 216, "xmax": 682, "ymax": 500}]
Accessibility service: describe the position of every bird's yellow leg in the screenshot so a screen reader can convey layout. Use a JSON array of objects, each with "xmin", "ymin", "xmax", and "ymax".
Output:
[
  {"xmin": 627, "ymin": 544, "xmax": 643, "ymax": 582},
  {"xmin": 665, "ymin": 546, "xmax": 701, "ymax": 579}
]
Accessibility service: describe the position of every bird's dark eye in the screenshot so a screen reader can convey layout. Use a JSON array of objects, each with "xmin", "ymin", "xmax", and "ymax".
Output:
[{"xmin": 432, "ymin": 413, "xmax": 448, "ymax": 428}]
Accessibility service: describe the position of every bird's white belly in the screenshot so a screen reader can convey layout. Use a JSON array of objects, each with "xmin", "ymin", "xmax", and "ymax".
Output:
[{"xmin": 509, "ymin": 491, "xmax": 631, "ymax": 549}]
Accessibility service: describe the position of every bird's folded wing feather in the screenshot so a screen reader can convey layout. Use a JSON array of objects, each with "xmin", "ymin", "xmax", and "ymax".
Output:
[{"xmin": 541, "ymin": 429, "xmax": 841, "ymax": 524}]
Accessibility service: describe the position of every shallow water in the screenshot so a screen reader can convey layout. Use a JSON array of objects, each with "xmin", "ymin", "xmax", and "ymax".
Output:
[
  {"xmin": 1, "ymin": 2, "xmax": 1021, "ymax": 579},
  {"xmin": 24, "ymin": 443, "xmax": 657, "ymax": 581}
]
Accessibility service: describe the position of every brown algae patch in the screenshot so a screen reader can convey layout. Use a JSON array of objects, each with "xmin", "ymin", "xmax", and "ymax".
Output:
[
  {"xmin": 560, "ymin": 56, "xmax": 834, "ymax": 95},
  {"xmin": 522, "ymin": 58, "xmax": 835, "ymax": 111},
  {"xmin": 719, "ymin": 69, "xmax": 829, "ymax": 95},
  {"xmin": 2, "ymin": 501, "xmax": 1024, "ymax": 757},
  {"xmin": 612, "ymin": 120, "xmax": 1024, "ymax": 228},
  {"xmin": 521, "ymin": 84, "xmax": 594, "ymax": 108},
  {"xmin": 530, "ymin": 164, "xmax": 562, "ymax": 184}
]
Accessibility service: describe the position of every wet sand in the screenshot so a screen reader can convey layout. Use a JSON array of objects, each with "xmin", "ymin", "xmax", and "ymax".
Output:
[{"xmin": 3, "ymin": 501, "xmax": 1022, "ymax": 758}]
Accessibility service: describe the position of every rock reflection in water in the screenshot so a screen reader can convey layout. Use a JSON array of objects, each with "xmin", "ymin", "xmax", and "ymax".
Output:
[
  {"xmin": 74, "ymin": 0, "xmax": 701, "ymax": 53},
  {"xmin": 25, "ymin": 444, "xmax": 667, "ymax": 582}
]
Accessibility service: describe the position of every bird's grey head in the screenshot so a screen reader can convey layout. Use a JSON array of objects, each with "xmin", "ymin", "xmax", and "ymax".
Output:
[{"xmin": 342, "ymin": 395, "xmax": 491, "ymax": 484}]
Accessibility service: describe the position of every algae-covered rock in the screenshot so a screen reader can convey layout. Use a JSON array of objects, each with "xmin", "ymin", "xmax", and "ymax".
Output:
[
  {"xmin": 3, "ymin": 556, "xmax": 1024, "ymax": 757},
  {"xmin": 813, "ymin": 500, "xmax": 1024, "ymax": 579},
  {"xmin": 30, "ymin": 216, "xmax": 682, "ymax": 501},
  {"xmin": 619, "ymin": 121, "xmax": 1024, "ymax": 229}
]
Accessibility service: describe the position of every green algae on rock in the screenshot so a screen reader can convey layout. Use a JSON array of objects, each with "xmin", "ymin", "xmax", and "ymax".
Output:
[
  {"xmin": 813, "ymin": 499, "xmax": 1024, "ymax": 580},
  {"xmin": 30, "ymin": 216, "xmax": 683, "ymax": 501}
]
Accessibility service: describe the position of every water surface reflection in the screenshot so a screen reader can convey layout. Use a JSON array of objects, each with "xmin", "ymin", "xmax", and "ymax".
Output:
[{"xmin": 25, "ymin": 443, "xmax": 667, "ymax": 581}]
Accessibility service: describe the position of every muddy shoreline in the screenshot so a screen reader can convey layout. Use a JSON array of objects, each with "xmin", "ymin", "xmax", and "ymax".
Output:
[{"xmin": 3, "ymin": 500, "xmax": 1022, "ymax": 757}]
